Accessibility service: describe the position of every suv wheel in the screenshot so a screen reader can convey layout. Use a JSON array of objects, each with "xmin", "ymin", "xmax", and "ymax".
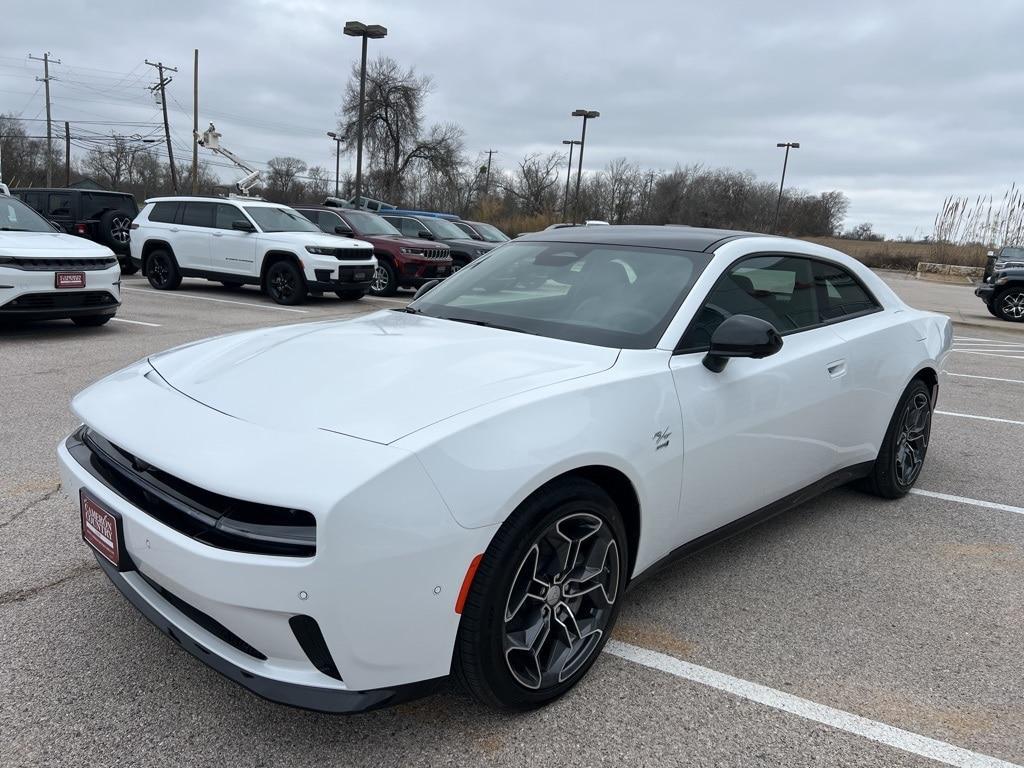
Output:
[
  {"xmin": 146, "ymin": 250, "xmax": 182, "ymax": 290},
  {"xmin": 119, "ymin": 257, "xmax": 139, "ymax": 276},
  {"xmin": 996, "ymin": 287, "xmax": 1024, "ymax": 322},
  {"xmin": 99, "ymin": 210, "xmax": 133, "ymax": 253},
  {"xmin": 861, "ymin": 379, "xmax": 932, "ymax": 499},
  {"xmin": 265, "ymin": 260, "xmax": 307, "ymax": 305},
  {"xmin": 453, "ymin": 478, "xmax": 626, "ymax": 710},
  {"xmin": 370, "ymin": 261, "xmax": 398, "ymax": 296}
]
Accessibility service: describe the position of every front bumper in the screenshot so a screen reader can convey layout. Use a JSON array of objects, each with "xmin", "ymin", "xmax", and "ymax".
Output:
[
  {"xmin": 92, "ymin": 553, "xmax": 443, "ymax": 713},
  {"xmin": 975, "ymin": 282, "xmax": 995, "ymax": 302},
  {"xmin": 308, "ymin": 258, "xmax": 376, "ymax": 293},
  {"xmin": 0, "ymin": 264, "xmax": 121, "ymax": 321}
]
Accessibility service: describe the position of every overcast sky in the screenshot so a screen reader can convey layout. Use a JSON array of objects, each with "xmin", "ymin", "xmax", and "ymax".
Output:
[{"xmin": 3, "ymin": 0, "xmax": 1022, "ymax": 236}]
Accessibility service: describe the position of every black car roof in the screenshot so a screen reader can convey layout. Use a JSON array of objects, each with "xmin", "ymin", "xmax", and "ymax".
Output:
[
  {"xmin": 515, "ymin": 224, "xmax": 764, "ymax": 252},
  {"xmin": 12, "ymin": 188, "xmax": 133, "ymax": 196}
]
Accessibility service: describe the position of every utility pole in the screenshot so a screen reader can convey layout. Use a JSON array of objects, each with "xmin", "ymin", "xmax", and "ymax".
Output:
[
  {"xmin": 146, "ymin": 60, "xmax": 179, "ymax": 193},
  {"xmin": 560, "ymin": 140, "xmax": 581, "ymax": 221},
  {"xmin": 483, "ymin": 149, "xmax": 497, "ymax": 196},
  {"xmin": 192, "ymin": 49, "xmax": 199, "ymax": 194},
  {"xmin": 29, "ymin": 52, "xmax": 60, "ymax": 186},
  {"xmin": 64, "ymin": 121, "xmax": 70, "ymax": 185}
]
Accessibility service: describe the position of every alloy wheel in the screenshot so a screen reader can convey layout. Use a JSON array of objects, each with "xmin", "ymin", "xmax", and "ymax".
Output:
[
  {"xmin": 270, "ymin": 268, "xmax": 295, "ymax": 301},
  {"xmin": 894, "ymin": 392, "xmax": 931, "ymax": 487},
  {"xmin": 1000, "ymin": 290, "xmax": 1024, "ymax": 320},
  {"xmin": 503, "ymin": 512, "xmax": 620, "ymax": 690},
  {"xmin": 371, "ymin": 265, "xmax": 389, "ymax": 293},
  {"xmin": 111, "ymin": 216, "xmax": 131, "ymax": 244},
  {"xmin": 150, "ymin": 256, "xmax": 169, "ymax": 286}
]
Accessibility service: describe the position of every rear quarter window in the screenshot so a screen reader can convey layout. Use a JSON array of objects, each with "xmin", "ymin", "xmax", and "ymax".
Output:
[{"xmin": 148, "ymin": 202, "xmax": 180, "ymax": 224}]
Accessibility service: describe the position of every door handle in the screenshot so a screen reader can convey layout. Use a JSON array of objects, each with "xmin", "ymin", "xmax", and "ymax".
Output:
[
  {"xmin": 212, "ymin": 232, "xmax": 223, "ymax": 237},
  {"xmin": 168, "ymin": 227, "xmax": 180, "ymax": 232},
  {"xmin": 827, "ymin": 359, "xmax": 847, "ymax": 378}
]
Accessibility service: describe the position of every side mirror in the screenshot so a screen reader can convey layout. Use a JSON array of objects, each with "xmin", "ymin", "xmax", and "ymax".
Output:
[
  {"xmin": 702, "ymin": 314, "xmax": 783, "ymax": 373},
  {"xmin": 232, "ymin": 220, "xmax": 255, "ymax": 232},
  {"xmin": 987, "ymin": 250, "xmax": 995, "ymax": 258},
  {"xmin": 334, "ymin": 225, "xmax": 354, "ymax": 237},
  {"xmin": 418, "ymin": 230, "xmax": 435, "ymax": 240},
  {"xmin": 413, "ymin": 279, "xmax": 440, "ymax": 300}
]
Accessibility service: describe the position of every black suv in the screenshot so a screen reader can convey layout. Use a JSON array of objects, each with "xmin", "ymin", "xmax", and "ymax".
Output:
[
  {"xmin": 976, "ymin": 264, "xmax": 1024, "ymax": 322},
  {"xmin": 12, "ymin": 188, "xmax": 139, "ymax": 273}
]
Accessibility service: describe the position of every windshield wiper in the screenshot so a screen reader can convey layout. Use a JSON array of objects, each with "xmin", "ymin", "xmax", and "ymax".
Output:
[
  {"xmin": 0, "ymin": 227, "xmax": 32, "ymax": 232},
  {"xmin": 440, "ymin": 316, "xmax": 537, "ymax": 335},
  {"xmin": 397, "ymin": 306, "xmax": 422, "ymax": 314}
]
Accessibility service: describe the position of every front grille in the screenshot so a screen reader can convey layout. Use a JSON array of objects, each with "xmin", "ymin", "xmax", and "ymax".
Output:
[
  {"xmin": 2, "ymin": 291, "xmax": 117, "ymax": 311},
  {"xmin": 332, "ymin": 248, "xmax": 373, "ymax": 261},
  {"xmin": 67, "ymin": 428, "xmax": 316, "ymax": 558},
  {"xmin": 0, "ymin": 256, "xmax": 118, "ymax": 271},
  {"xmin": 423, "ymin": 249, "xmax": 449, "ymax": 260},
  {"xmin": 138, "ymin": 571, "xmax": 267, "ymax": 660}
]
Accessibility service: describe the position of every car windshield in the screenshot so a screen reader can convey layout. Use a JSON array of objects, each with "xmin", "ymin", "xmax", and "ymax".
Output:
[
  {"xmin": 470, "ymin": 222, "xmax": 510, "ymax": 242},
  {"xmin": 409, "ymin": 240, "xmax": 712, "ymax": 349},
  {"xmin": 344, "ymin": 211, "xmax": 401, "ymax": 236},
  {"xmin": 999, "ymin": 247, "xmax": 1024, "ymax": 261},
  {"xmin": 421, "ymin": 217, "xmax": 467, "ymax": 239},
  {"xmin": 0, "ymin": 195, "xmax": 56, "ymax": 232},
  {"xmin": 245, "ymin": 206, "xmax": 320, "ymax": 233}
]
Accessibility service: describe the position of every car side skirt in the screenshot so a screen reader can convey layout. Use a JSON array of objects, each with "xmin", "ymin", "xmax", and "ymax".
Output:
[{"xmin": 628, "ymin": 461, "xmax": 875, "ymax": 589}]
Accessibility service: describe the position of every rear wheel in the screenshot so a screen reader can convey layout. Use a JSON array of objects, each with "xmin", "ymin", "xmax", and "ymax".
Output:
[
  {"xmin": 369, "ymin": 261, "xmax": 398, "ymax": 296},
  {"xmin": 861, "ymin": 379, "xmax": 932, "ymax": 499},
  {"xmin": 72, "ymin": 314, "xmax": 112, "ymax": 327},
  {"xmin": 146, "ymin": 250, "xmax": 181, "ymax": 290},
  {"xmin": 995, "ymin": 287, "xmax": 1024, "ymax": 322},
  {"xmin": 265, "ymin": 260, "xmax": 306, "ymax": 305},
  {"xmin": 119, "ymin": 257, "xmax": 139, "ymax": 276},
  {"xmin": 453, "ymin": 478, "xmax": 626, "ymax": 710}
]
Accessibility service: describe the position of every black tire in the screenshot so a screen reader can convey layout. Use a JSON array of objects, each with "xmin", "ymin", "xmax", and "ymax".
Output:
[
  {"xmin": 985, "ymin": 302, "xmax": 1000, "ymax": 318},
  {"xmin": 98, "ymin": 210, "xmax": 133, "ymax": 254},
  {"xmin": 265, "ymin": 260, "xmax": 307, "ymax": 305},
  {"xmin": 334, "ymin": 289, "xmax": 366, "ymax": 300},
  {"xmin": 220, "ymin": 280, "xmax": 244, "ymax": 290},
  {"xmin": 119, "ymin": 257, "xmax": 139, "ymax": 276},
  {"xmin": 146, "ymin": 249, "xmax": 181, "ymax": 290},
  {"xmin": 861, "ymin": 379, "xmax": 932, "ymax": 499},
  {"xmin": 453, "ymin": 478, "xmax": 627, "ymax": 710},
  {"xmin": 994, "ymin": 287, "xmax": 1024, "ymax": 322},
  {"xmin": 369, "ymin": 260, "xmax": 398, "ymax": 297},
  {"xmin": 72, "ymin": 314, "xmax": 113, "ymax": 327}
]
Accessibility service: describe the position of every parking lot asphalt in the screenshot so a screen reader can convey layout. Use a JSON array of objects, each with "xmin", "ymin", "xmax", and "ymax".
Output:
[{"xmin": 2, "ymin": 274, "xmax": 1022, "ymax": 767}]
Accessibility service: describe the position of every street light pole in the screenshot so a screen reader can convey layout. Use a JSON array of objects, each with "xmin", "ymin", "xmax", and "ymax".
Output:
[
  {"xmin": 571, "ymin": 109, "xmax": 599, "ymax": 224},
  {"xmin": 773, "ymin": 141, "xmax": 800, "ymax": 233},
  {"xmin": 561, "ymin": 139, "xmax": 580, "ymax": 221},
  {"xmin": 344, "ymin": 21, "xmax": 388, "ymax": 206},
  {"xmin": 327, "ymin": 131, "xmax": 341, "ymax": 197}
]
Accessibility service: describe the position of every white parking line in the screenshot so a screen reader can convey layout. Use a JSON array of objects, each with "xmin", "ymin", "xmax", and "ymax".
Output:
[
  {"xmin": 910, "ymin": 489, "xmax": 1024, "ymax": 517},
  {"xmin": 935, "ymin": 410, "xmax": 1024, "ymax": 426},
  {"xmin": 122, "ymin": 287, "xmax": 307, "ymax": 313},
  {"xmin": 604, "ymin": 641, "xmax": 1021, "ymax": 768},
  {"xmin": 950, "ymin": 351, "xmax": 1024, "ymax": 360},
  {"xmin": 947, "ymin": 372, "xmax": 1024, "ymax": 385},
  {"xmin": 110, "ymin": 317, "xmax": 161, "ymax": 327}
]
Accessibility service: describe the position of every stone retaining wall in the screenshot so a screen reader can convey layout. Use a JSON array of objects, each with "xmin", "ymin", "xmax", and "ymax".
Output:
[{"xmin": 916, "ymin": 262, "xmax": 985, "ymax": 283}]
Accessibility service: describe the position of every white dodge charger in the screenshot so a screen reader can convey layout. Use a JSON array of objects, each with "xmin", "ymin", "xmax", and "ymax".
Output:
[{"xmin": 57, "ymin": 226, "xmax": 951, "ymax": 712}]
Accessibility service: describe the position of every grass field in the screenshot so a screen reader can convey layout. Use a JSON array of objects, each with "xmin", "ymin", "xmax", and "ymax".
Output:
[{"xmin": 802, "ymin": 237, "xmax": 987, "ymax": 271}]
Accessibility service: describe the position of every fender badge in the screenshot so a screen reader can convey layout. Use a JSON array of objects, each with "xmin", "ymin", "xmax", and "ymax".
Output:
[{"xmin": 653, "ymin": 429, "xmax": 671, "ymax": 450}]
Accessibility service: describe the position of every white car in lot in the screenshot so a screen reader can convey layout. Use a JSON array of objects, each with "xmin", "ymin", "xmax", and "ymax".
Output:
[
  {"xmin": 0, "ymin": 192, "xmax": 120, "ymax": 326},
  {"xmin": 129, "ymin": 197, "xmax": 377, "ymax": 305},
  {"xmin": 58, "ymin": 226, "xmax": 951, "ymax": 713}
]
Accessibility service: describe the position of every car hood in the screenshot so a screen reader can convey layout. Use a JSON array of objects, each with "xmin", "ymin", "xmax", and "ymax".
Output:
[
  {"xmin": 0, "ymin": 231, "xmax": 114, "ymax": 257},
  {"xmin": 147, "ymin": 311, "xmax": 618, "ymax": 444},
  {"xmin": 442, "ymin": 238, "xmax": 495, "ymax": 251},
  {"xmin": 256, "ymin": 230, "xmax": 375, "ymax": 251}
]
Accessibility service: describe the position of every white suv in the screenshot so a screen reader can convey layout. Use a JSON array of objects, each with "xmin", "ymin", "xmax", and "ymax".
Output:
[
  {"xmin": 130, "ymin": 197, "xmax": 377, "ymax": 305},
  {"xmin": 0, "ymin": 192, "xmax": 121, "ymax": 326}
]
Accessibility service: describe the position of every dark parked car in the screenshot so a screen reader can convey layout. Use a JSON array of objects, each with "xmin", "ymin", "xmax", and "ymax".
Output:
[
  {"xmin": 976, "ymin": 264, "xmax": 1024, "ymax": 322},
  {"xmin": 295, "ymin": 206, "xmax": 453, "ymax": 296},
  {"xmin": 380, "ymin": 212, "xmax": 496, "ymax": 271},
  {"xmin": 983, "ymin": 246, "xmax": 1024, "ymax": 282},
  {"xmin": 453, "ymin": 220, "xmax": 511, "ymax": 243},
  {"xmin": 12, "ymin": 188, "xmax": 139, "ymax": 273}
]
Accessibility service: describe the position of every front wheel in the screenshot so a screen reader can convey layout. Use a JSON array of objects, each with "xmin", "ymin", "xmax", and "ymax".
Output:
[
  {"xmin": 146, "ymin": 250, "xmax": 181, "ymax": 290},
  {"xmin": 369, "ymin": 261, "xmax": 398, "ymax": 296},
  {"xmin": 861, "ymin": 379, "xmax": 932, "ymax": 499},
  {"xmin": 119, "ymin": 257, "xmax": 139, "ymax": 276},
  {"xmin": 453, "ymin": 478, "xmax": 626, "ymax": 710},
  {"xmin": 995, "ymin": 287, "xmax": 1024, "ymax": 322},
  {"xmin": 265, "ymin": 260, "xmax": 307, "ymax": 305}
]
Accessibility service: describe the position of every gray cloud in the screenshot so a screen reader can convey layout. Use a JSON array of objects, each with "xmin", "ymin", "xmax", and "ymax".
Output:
[{"xmin": 3, "ymin": 0, "xmax": 1022, "ymax": 236}]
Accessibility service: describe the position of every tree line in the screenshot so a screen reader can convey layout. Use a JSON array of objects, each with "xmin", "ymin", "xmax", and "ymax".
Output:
[{"xmin": 2, "ymin": 55, "xmax": 851, "ymax": 237}]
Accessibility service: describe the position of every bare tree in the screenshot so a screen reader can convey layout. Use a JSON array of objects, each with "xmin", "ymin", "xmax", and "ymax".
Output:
[
  {"xmin": 304, "ymin": 165, "xmax": 330, "ymax": 202},
  {"xmin": 502, "ymin": 153, "xmax": 562, "ymax": 215},
  {"xmin": 263, "ymin": 156, "xmax": 308, "ymax": 204}
]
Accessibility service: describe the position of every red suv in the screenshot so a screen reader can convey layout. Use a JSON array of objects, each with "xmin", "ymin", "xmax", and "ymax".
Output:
[{"xmin": 295, "ymin": 206, "xmax": 453, "ymax": 296}]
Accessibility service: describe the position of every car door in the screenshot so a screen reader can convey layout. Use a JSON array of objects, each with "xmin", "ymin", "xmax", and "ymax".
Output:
[
  {"xmin": 669, "ymin": 254, "xmax": 849, "ymax": 541},
  {"xmin": 174, "ymin": 201, "xmax": 214, "ymax": 271},
  {"xmin": 209, "ymin": 203, "xmax": 256, "ymax": 277}
]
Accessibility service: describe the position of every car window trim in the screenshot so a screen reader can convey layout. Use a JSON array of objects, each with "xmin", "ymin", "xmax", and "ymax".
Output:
[{"xmin": 673, "ymin": 251, "xmax": 884, "ymax": 355}]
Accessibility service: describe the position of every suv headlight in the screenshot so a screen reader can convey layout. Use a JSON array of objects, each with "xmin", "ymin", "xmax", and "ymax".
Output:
[
  {"xmin": 994, "ymin": 274, "xmax": 1009, "ymax": 285},
  {"xmin": 305, "ymin": 246, "xmax": 336, "ymax": 255},
  {"xmin": 400, "ymin": 247, "xmax": 424, "ymax": 255}
]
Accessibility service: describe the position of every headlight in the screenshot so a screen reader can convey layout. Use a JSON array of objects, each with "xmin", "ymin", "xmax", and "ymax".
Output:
[
  {"xmin": 400, "ymin": 247, "xmax": 424, "ymax": 255},
  {"xmin": 994, "ymin": 275, "xmax": 1009, "ymax": 285},
  {"xmin": 305, "ymin": 246, "xmax": 336, "ymax": 255}
]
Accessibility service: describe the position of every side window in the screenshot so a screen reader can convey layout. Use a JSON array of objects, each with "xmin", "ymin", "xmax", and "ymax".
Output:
[
  {"xmin": 402, "ymin": 217, "xmax": 424, "ymax": 237},
  {"xmin": 181, "ymin": 202, "xmax": 215, "ymax": 228},
  {"xmin": 813, "ymin": 261, "xmax": 880, "ymax": 321},
  {"xmin": 679, "ymin": 255, "xmax": 818, "ymax": 351},
  {"xmin": 148, "ymin": 202, "xmax": 179, "ymax": 223},
  {"xmin": 48, "ymin": 192, "xmax": 73, "ymax": 217},
  {"xmin": 317, "ymin": 212, "xmax": 344, "ymax": 234},
  {"xmin": 215, "ymin": 204, "xmax": 243, "ymax": 230},
  {"xmin": 23, "ymin": 192, "xmax": 45, "ymax": 212}
]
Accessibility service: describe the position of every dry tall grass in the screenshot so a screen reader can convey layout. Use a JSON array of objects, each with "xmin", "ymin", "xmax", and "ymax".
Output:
[
  {"xmin": 934, "ymin": 186, "xmax": 1024, "ymax": 247},
  {"xmin": 804, "ymin": 237, "xmax": 986, "ymax": 271}
]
